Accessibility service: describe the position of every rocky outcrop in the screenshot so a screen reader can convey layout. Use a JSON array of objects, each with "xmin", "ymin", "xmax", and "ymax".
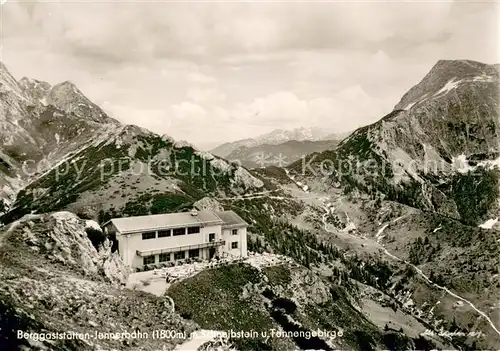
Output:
[
  {"xmin": 0, "ymin": 211, "xmax": 197, "ymax": 351},
  {"xmin": 20, "ymin": 211, "xmax": 128, "ymax": 284},
  {"xmin": 193, "ymin": 197, "xmax": 224, "ymax": 211}
]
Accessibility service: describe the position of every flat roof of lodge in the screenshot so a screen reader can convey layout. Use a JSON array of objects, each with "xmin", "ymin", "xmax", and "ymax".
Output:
[{"xmin": 104, "ymin": 210, "xmax": 247, "ymax": 234}]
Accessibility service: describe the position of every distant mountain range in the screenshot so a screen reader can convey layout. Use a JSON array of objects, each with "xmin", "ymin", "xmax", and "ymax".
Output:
[
  {"xmin": 210, "ymin": 127, "xmax": 349, "ymax": 158},
  {"xmin": 224, "ymin": 139, "xmax": 340, "ymax": 169},
  {"xmin": 209, "ymin": 127, "xmax": 350, "ymax": 168}
]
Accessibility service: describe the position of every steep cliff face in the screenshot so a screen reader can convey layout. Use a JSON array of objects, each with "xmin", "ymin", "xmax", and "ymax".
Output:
[
  {"xmin": 378, "ymin": 60, "xmax": 498, "ymax": 174},
  {"xmin": 290, "ymin": 60, "xmax": 500, "ymax": 225}
]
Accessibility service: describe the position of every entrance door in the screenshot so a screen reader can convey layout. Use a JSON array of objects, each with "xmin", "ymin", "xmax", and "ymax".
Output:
[
  {"xmin": 209, "ymin": 233, "xmax": 215, "ymax": 242},
  {"xmin": 209, "ymin": 248, "xmax": 216, "ymax": 260}
]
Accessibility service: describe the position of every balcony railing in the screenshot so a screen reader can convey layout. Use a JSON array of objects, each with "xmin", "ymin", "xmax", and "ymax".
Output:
[{"xmin": 136, "ymin": 240, "xmax": 226, "ymax": 257}]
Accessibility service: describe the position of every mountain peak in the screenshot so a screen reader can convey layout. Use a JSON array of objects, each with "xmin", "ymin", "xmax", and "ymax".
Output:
[
  {"xmin": 394, "ymin": 59, "xmax": 498, "ymax": 110},
  {"xmin": 51, "ymin": 80, "xmax": 80, "ymax": 94},
  {"xmin": 0, "ymin": 62, "xmax": 25, "ymax": 99},
  {"xmin": 57, "ymin": 80, "xmax": 77, "ymax": 87},
  {"xmin": 45, "ymin": 80, "xmax": 117, "ymax": 124},
  {"xmin": 429, "ymin": 59, "xmax": 496, "ymax": 77},
  {"xmin": 18, "ymin": 77, "xmax": 52, "ymax": 103}
]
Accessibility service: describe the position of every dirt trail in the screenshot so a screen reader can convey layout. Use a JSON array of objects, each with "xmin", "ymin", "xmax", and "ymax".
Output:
[
  {"xmin": 219, "ymin": 169, "xmax": 500, "ymax": 336},
  {"xmin": 283, "ymin": 170, "xmax": 500, "ymax": 337}
]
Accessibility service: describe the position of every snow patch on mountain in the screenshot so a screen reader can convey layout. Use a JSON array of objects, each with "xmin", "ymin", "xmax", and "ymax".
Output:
[
  {"xmin": 376, "ymin": 223, "xmax": 389, "ymax": 242},
  {"xmin": 452, "ymin": 154, "xmax": 475, "ymax": 174},
  {"xmin": 433, "ymin": 78, "xmax": 461, "ymax": 97},
  {"xmin": 210, "ymin": 127, "xmax": 336, "ymax": 158},
  {"xmin": 174, "ymin": 330, "xmax": 231, "ymax": 351},
  {"xmin": 479, "ymin": 217, "xmax": 498, "ymax": 230},
  {"xmin": 403, "ymin": 102, "xmax": 416, "ymax": 110}
]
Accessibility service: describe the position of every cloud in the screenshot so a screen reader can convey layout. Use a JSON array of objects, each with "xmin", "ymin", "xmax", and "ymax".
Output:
[
  {"xmin": 160, "ymin": 86, "xmax": 389, "ymax": 145},
  {"xmin": 101, "ymin": 102, "xmax": 171, "ymax": 131},
  {"xmin": 5, "ymin": 1, "xmax": 496, "ymax": 64},
  {"xmin": 186, "ymin": 72, "xmax": 217, "ymax": 84},
  {"xmin": 186, "ymin": 87, "xmax": 226, "ymax": 105},
  {"xmin": 2, "ymin": 0, "xmax": 498, "ymax": 148},
  {"xmin": 236, "ymin": 87, "xmax": 389, "ymax": 130}
]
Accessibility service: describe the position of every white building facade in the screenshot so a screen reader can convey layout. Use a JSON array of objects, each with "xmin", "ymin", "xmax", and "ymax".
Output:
[{"xmin": 103, "ymin": 210, "xmax": 248, "ymax": 269}]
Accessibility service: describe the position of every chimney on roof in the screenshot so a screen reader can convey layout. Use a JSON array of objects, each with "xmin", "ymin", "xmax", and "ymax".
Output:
[{"xmin": 190, "ymin": 209, "xmax": 198, "ymax": 216}]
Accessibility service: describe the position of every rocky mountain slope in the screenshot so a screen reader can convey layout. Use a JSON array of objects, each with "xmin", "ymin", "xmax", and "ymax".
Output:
[
  {"xmin": 168, "ymin": 262, "xmax": 448, "ymax": 351},
  {"xmin": 0, "ymin": 62, "xmax": 265, "ymax": 224},
  {"xmin": 1, "ymin": 125, "xmax": 265, "ymax": 224},
  {"xmin": 289, "ymin": 60, "xmax": 500, "ymax": 227},
  {"xmin": 252, "ymin": 164, "xmax": 500, "ymax": 350},
  {"xmin": 1, "ymin": 208, "xmax": 454, "ymax": 351},
  {"xmin": 210, "ymin": 127, "xmax": 336, "ymax": 158},
  {"xmin": 0, "ymin": 212, "xmax": 201, "ymax": 351},
  {"xmin": 1, "ymin": 59, "xmax": 499, "ymax": 350},
  {"xmin": 225, "ymin": 139, "xmax": 340, "ymax": 169},
  {"xmin": 0, "ymin": 63, "xmax": 120, "ymax": 214}
]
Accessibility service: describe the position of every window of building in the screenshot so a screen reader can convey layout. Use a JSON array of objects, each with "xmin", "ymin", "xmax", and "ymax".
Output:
[
  {"xmin": 231, "ymin": 242, "xmax": 238, "ymax": 249},
  {"xmin": 232, "ymin": 229, "xmax": 238, "ymax": 235},
  {"xmin": 174, "ymin": 251, "xmax": 185, "ymax": 260},
  {"xmin": 142, "ymin": 232, "xmax": 156, "ymax": 240},
  {"xmin": 187, "ymin": 226, "xmax": 200, "ymax": 234},
  {"xmin": 143, "ymin": 256, "xmax": 155, "ymax": 265},
  {"xmin": 209, "ymin": 233, "xmax": 215, "ymax": 242},
  {"xmin": 189, "ymin": 249, "xmax": 200, "ymax": 258},
  {"xmin": 158, "ymin": 230, "xmax": 171, "ymax": 238},
  {"xmin": 159, "ymin": 253, "xmax": 170, "ymax": 262},
  {"xmin": 173, "ymin": 228, "xmax": 186, "ymax": 236}
]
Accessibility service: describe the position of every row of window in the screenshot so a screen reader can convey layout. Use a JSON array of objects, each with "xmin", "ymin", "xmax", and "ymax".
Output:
[
  {"xmin": 143, "ymin": 248, "xmax": 200, "ymax": 265},
  {"xmin": 142, "ymin": 242, "xmax": 240, "ymax": 265},
  {"xmin": 142, "ymin": 226, "xmax": 201, "ymax": 240},
  {"xmin": 142, "ymin": 228, "xmax": 239, "ymax": 240}
]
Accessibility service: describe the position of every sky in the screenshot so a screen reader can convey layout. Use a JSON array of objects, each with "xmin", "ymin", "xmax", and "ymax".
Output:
[{"xmin": 1, "ymin": 0, "xmax": 499, "ymax": 149}]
